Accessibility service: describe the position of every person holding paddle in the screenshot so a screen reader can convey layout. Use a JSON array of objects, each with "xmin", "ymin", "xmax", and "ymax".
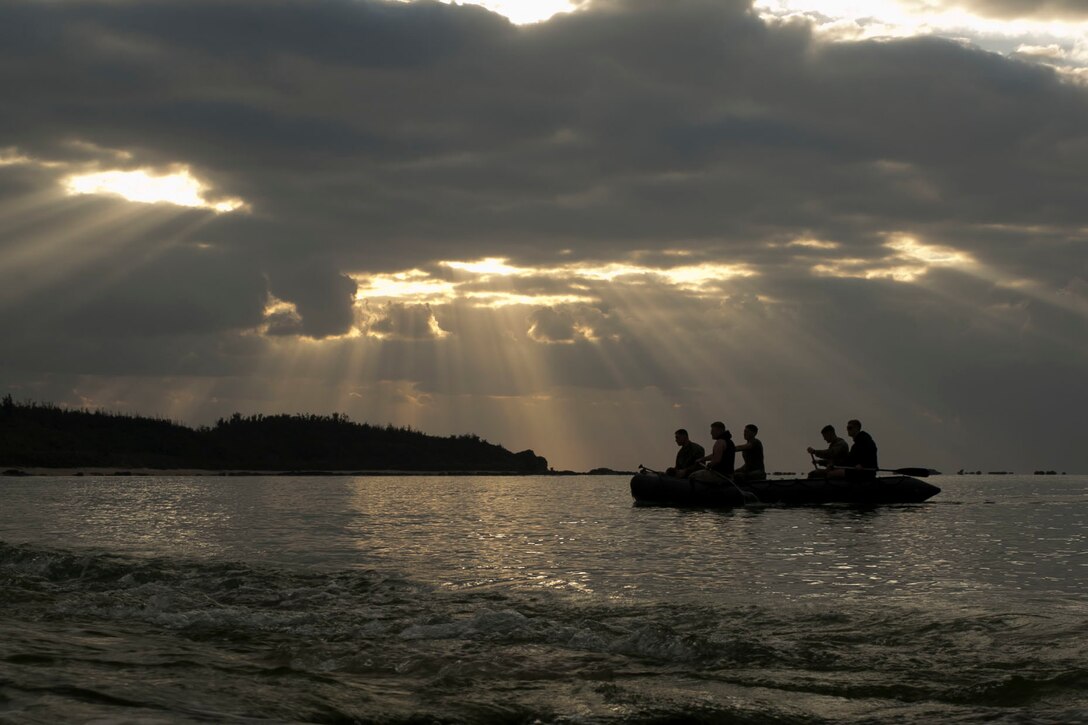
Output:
[
  {"xmin": 807, "ymin": 424, "xmax": 849, "ymax": 478},
  {"xmin": 690, "ymin": 421, "xmax": 736, "ymax": 483},
  {"xmin": 825, "ymin": 419, "xmax": 878, "ymax": 480},
  {"xmin": 666, "ymin": 428, "xmax": 705, "ymax": 479}
]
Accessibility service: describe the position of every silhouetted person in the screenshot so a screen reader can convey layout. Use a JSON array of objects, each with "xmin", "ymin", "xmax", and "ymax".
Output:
[
  {"xmin": 826, "ymin": 419, "xmax": 878, "ymax": 480},
  {"xmin": 690, "ymin": 421, "xmax": 735, "ymax": 484},
  {"xmin": 807, "ymin": 424, "xmax": 849, "ymax": 477},
  {"xmin": 666, "ymin": 428, "xmax": 705, "ymax": 479},
  {"xmin": 733, "ymin": 423, "xmax": 766, "ymax": 482}
]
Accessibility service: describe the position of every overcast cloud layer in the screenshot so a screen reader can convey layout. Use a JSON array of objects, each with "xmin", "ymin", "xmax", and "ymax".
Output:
[
  {"xmin": 1, "ymin": 0, "xmax": 1086, "ymax": 472},
  {"xmin": 955, "ymin": 0, "xmax": 1088, "ymax": 19}
]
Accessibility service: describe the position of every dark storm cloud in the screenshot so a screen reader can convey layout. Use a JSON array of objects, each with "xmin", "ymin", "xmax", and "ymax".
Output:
[
  {"xmin": 4, "ymin": 0, "xmax": 1087, "ymax": 270},
  {"xmin": 366, "ymin": 302, "xmax": 444, "ymax": 339},
  {"xmin": 527, "ymin": 303, "xmax": 623, "ymax": 343},
  {"xmin": 3, "ymin": 0, "xmax": 1088, "ymax": 470},
  {"xmin": 528, "ymin": 306, "xmax": 580, "ymax": 343},
  {"xmin": 266, "ymin": 261, "xmax": 358, "ymax": 338},
  {"xmin": 57, "ymin": 246, "xmax": 268, "ymax": 338},
  {"xmin": 0, "ymin": 169, "xmax": 265, "ymax": 313}
]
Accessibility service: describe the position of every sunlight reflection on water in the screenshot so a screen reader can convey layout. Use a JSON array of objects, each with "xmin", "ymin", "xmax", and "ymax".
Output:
[{"xmin": 0, "ymin": 474, "xmax": 1085, "ymax": 604}]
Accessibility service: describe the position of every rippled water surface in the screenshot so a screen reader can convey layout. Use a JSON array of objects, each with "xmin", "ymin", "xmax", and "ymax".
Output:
[{"xmin": 2, "ymin": 474, "xmax": 1086, "ymax": 723}]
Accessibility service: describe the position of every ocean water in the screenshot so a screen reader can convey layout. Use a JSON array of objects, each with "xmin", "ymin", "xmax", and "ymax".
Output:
[{"xmin": 1, "ymin": 473, "xmax": 1086, "ymax": 723}]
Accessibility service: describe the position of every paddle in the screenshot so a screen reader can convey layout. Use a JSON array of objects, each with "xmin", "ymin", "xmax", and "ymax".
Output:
[
  {"xmin": 876, "ymin": 467, "xmax": 939, "ymax": 477},
  {"xmin": 704, "ymin": 466, "xmax": 761, "ymax": 505},
  {"xmin": 824, "ymin": 466, "xmax": 938, "ymax": 477}
]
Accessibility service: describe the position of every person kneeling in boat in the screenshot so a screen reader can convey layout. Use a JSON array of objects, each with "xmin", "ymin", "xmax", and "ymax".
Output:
[
  {"xmin": 690, "ymin": 422, "xmax": 736, "ymax": 484},
  {"xmin": 806, "ymin": 424, "xmax": 849, "ymax": 478},
  {"xmin": 824, "ymin": 419, "xmax": 878, "ymax": 481},
  {"xmin": 733, "ymin": 423, "xmax": 766, "ymax": 482},
  {"xmin": 666, "ymin": 428, "xmax": 705, "ymax": 479}
]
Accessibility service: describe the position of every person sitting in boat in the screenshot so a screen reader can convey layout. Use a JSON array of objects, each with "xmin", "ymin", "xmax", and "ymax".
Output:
[
  {"xmin": 825, "ymin": 419, "xmax": 878, "ymax": 480},
  {"xmin": 733, "ymin": 424, "xmax": 766, "ymax": 482},
  {"xmin": 690, "ymin": 422, "xmax": 736, "ymax": 483},
  {"xmin": 666, "ymin": 428, "xmax": 705, "ymax": 479},
  {"xmin": 806, "ymin": 424, "xmax": 850, "ymax": 478}
]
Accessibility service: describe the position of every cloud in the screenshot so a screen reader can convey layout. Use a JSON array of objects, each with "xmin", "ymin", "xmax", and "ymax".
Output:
[
  {"xmin": 263, "ymin": 301, "xmax": 305, "ymax": 337},
  {"xmin": 365, "ymin": 302, "xmax": 447, "ymax": 339},
  {"xmin": 5, "ymin": 0, "xmax": 1088, "ymax": 259},
  {"xmin": 936, "ymin": 1, "xmax": 1088, "ymax": 20},
  {"xmin": 265, "ymin": 262, "xmax": 358, "ymax": 339},
  {"xmin": 527, "ymin": 306, "xmax": 580, "ymax": 343},
  {"xmin": 2, "ymin": 0, "xmax": 1088, "ymax": 471}
]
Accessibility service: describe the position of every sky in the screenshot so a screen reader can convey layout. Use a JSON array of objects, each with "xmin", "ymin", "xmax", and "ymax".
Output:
[{"xmin": 2, "ymin": 0, "xmax": 1087, "ymax": 474}]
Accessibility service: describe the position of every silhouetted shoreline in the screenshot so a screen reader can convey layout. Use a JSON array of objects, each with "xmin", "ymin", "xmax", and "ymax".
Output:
[
  {"xmin": 1, "ymin": 467, "xmax": 638, "ymax": 477},
  {"xmin": 1, "ymin": 397, "xmax": 551, "ymax": 474}
]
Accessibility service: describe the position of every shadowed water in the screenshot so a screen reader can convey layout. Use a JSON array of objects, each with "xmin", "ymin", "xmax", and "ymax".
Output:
[{"xmin": 1, "ymin": 474, "xmax": 1086, "ymax": 722}]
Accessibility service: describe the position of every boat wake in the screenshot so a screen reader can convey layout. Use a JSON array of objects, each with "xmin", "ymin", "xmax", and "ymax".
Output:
[{"xmin": 1, "ymin": 540, "xmax": 1085, "ymax": 723}]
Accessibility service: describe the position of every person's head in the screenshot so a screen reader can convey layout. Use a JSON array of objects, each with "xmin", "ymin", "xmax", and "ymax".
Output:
[
  {"xmin": 674, "ymin": 428, "xmax": 689, "ymax": 446},
  {"xmin": 846, "ymin": 419, "xmax": 862, "ymax": 438},
  {"xmin": 710, "ymin": 421, "xmax": 730, "ymax": 440},
  {"xmin": 821, "ymin": 424, "xmax": 836, "ymax": 442},
  {"xmin": 744, "ymin": 424, "xmax": 758, "ymax": 440}
]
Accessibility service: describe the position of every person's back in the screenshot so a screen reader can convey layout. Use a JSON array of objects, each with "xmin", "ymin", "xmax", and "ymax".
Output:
[
  {"xmin": 849, "ymin": 430, "xmax": 878, "ymax": 469},
  {"xmin": 677, "ymin": 440, "xmax": 706, "ymax": 471},
  {"xmin": 844, "ymin": 419, "xmax": 878, "ymax": 481},
  {"xmin": 734, "ymin": 423, "xmax": 766, "ymax": 482},
  {"xmin": 667, "ymin": 429, "xmax": 705, "ymax": 478},
  {"xmin": 827, "ymin": 436, "xmax": 849, "ymax": 466},
  {"xmin": 740, "ymin": 438, "xmax": 763, "ymax": 471},
  {"xmin": 710, "ymin": 436, "xmax": 736, "ymax": 475}
]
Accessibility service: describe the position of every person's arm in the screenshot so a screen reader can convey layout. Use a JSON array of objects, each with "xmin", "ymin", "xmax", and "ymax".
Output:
[
  {"xmin": 700, "ymin": 440, "xmax": 725, "ymax": 465},
  {"xmin": 808, "ymin": 444, "xmax": 831, "ymax": 469}
]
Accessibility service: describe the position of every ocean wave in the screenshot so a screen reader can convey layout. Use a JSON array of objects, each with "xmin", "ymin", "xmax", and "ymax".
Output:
[{"xmin": 3, "ymin": 539, "xmax": 1088, "ymax": 723}]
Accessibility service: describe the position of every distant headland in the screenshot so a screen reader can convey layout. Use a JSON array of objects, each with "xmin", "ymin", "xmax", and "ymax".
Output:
[{"xmin": 0, "ymin": 396, "xmax": 551, "ymax": 475}]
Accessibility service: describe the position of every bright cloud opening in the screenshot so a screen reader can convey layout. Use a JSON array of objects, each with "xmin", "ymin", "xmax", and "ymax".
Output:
[
  {"xmin": 463, "ymin": 291, "xmax": 595, "ymax": 307},
  {"xmin": 753, "ymin": 0, "xmax": 1088, "ymax": 81},
  {"xmin": 353, "ymin": 257, "xmax": 758, "ymax": 310},
  {"xmin": 885, "ymin": 235, "xmax": 974, "ymax": 267},
  {"xmin": 400, "ymin": 0, "xmax": 576, "ymax": 25},
  {"xmin": 0, "ymin": 147, "xmax": 66, "ymax": 169},
  {"xmin": 787, "ymin": 238, "xmax": 841, "ymax": 250},
  {"xmin": 754, "ymin": 0, "xmax": 1088, "ymax": 37},
  {"xmin": 63, "ymin": 167, "xmax": 246, "ymax": 213},
  {"xmin": 443, "ymin": 257, "xmax": 523, "ymax": 277},
  {"xmin": 811, "ymin": 234, "xmax": 975, "ymax": 282},
  {"xmin": 442, "ymin": 258, "xmax": 756, "ymax": 287},
  {"xmin": 355, "ymin": 270, "xmax": 458, "ymax": 303}
]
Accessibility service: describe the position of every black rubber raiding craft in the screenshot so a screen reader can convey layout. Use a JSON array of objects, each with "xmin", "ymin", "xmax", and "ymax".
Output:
[{"xmin": 630, "ymin": 472, "xmax": 941, "ymax": 507}]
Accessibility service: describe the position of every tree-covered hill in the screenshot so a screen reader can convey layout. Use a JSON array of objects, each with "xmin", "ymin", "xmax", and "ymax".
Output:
[{"xmin": 0, "ymin": 396, "xmax": 548, "ymax": 472}]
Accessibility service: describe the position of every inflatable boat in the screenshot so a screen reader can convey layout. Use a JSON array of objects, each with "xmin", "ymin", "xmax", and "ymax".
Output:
[{"xmin": 630, "ymin": 471, "xmax": 940, "ymax": 507}]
